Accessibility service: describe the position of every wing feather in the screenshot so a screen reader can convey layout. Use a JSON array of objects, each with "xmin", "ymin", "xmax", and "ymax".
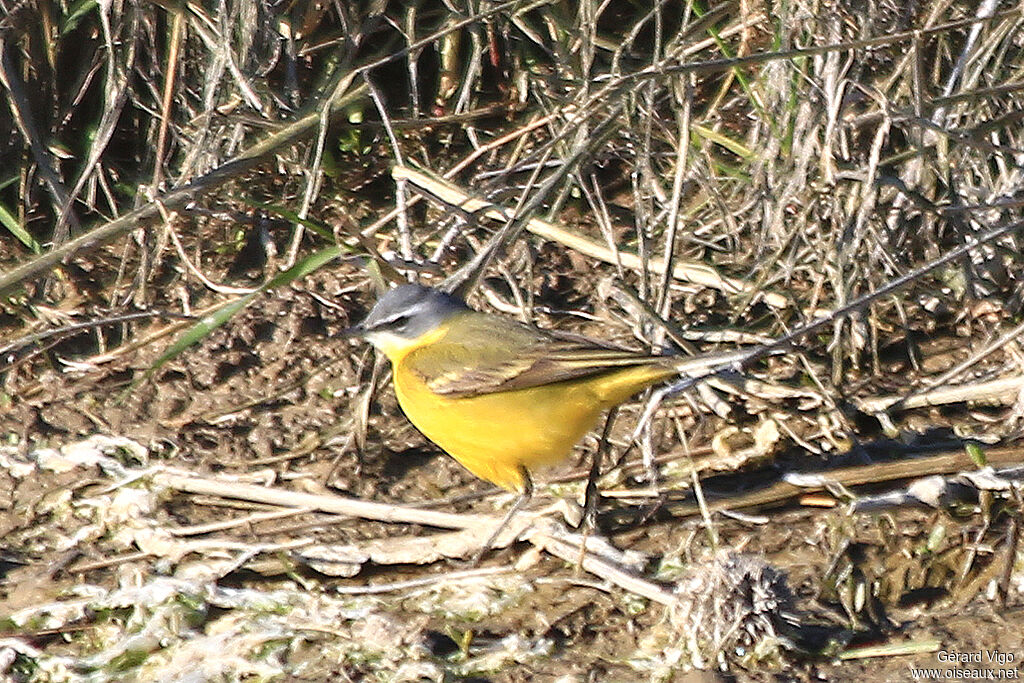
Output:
[{"xmin": 403, "ymin": 311, "xmax": 670, "ymax": 398}]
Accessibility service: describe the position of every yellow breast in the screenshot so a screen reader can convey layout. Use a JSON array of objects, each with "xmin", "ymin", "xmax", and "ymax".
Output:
[{"xmin": 393, "ymin": 367, "xmax": 608, "ymax": 490}]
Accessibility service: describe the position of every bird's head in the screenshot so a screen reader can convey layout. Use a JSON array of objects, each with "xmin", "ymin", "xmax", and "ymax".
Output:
[{"xmin": 346, "ymin": 284, "xmax": 467, "ymax": 358}]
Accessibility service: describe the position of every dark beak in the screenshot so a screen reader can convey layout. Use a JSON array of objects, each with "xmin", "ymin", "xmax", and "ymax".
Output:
[{"xmin": 340, "ymin": 321, "xmax": 366, "ymax": 339}]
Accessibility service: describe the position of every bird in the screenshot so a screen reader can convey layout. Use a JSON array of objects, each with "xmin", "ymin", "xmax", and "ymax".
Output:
[{"xmin": 347, "ymin": 283, "xmax": 747, "ymax": 542}]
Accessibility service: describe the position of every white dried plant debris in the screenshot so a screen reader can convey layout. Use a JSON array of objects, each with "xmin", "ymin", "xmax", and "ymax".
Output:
[
  {"xmin": 0, "ymin": 447, "xmax": 37, "ymax": 478},
  {"xmin": 351, "ymin": 613, "xmax": 430, "ymax": 655},
  {"xmin": 449, "ymin": 633, "xmax": 555, "ymax": 678},
  {"xmin": 34, "ymin": 487, "xmax": 76, "ymax": 523},
  {"xmin": 8, "ymin": 593, "xmax": 96, "ymax": 632},
  {"xmin": 122, "ymin": 527, "xmax": 185, "ymax": 560},
  {"xmin": 0, "ymin": 642, "xmax": 18, "ymax": 670},
  {"xmin": 294, "ymin": 544, "xmax": 369, "ymax": 577},
  {"xmin": 404, "ymin": 574, "xmax": 534, "ymax": 621},
  {"xmin": 5, "ymin": 586, "xmax": 206, "ymax": 681},
  {"xmin": 666, "ymin": 551, "xmax": 796, "ymax": 672},
  {"xmin": 3, "ymin": 436, "xmax": 163, "ymax": 556},
  {"xmin": 73, "ymin": 486, "xmax": 166, "ymax": 559},
  {"xmin": 308, "ymin": 611, "xmax": 439, "ymax": 681},
  {"xmin": 24, "ymin": 447, "xmax": 70, "ymax": 474},
  {"xmin": 571, "ymin": 531, "xmax": 648, "ymax": 573},
  {"xmin": 709, "ymin": 419, "xmax": 781, "ymax": 462},
  {"xmin": 906, "ymin": 475, "xmax": 950, "ymax": 508},
  {"xmin": 20, "ymin": 435, "xmax": 148, "ymax": 477},
  {"xmin": 630, "ymin": 625, "xmax": 690, "ymax": 681},
  {"xmin": 105, "ymin": 485, "xmax": 157, "ymax": 524},
  {"xmin": 959, "ymin": 467, "xmax": 1016, "ymax": 492},
  {"xmin": 175, "ymin": 556, "xmax": 256, "ymax": 584},
  {"xmin": 61, "ymin": 435, "xmax": 148, "ymax": 469},
  {"xmin": 3, "ymin": 573, "xmax": 440, "ymax": 681},
  {"xmin": 0, "ymin": 638, "xmax": 76, "ymax": 682},
  {"xmin": 393, "ymin": 660, "xmax": 445, "ymax": 681},
  {"xmin": 76, "ymin": 600, "xmax": 194, "ymax": 673},
  {"xmin": 138, "ymin": 621, "xmax": 293, "ymax": 682},
  {"xmin": 8, "ymin": 578, "xmax": 199, "ymax": 633}
]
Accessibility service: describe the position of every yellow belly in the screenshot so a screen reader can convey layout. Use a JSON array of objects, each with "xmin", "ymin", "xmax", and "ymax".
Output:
[{"xmin": 392, "ymin": 363, "xmax": 674, "ymax": 491}]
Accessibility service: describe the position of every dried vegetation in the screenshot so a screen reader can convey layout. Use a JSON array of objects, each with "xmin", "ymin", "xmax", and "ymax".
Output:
[{"xmin": 2, "ymin": 0, "xmax": 1024, "ymax": 680}]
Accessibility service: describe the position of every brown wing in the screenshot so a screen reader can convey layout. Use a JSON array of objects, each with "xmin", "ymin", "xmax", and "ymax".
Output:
[{"xmin": 403, "ymin": 311, "xmax": 670, "ymax": 398}]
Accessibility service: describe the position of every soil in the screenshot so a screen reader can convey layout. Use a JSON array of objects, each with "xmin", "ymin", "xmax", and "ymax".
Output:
[{"xmin": 2, "ymin": 225, "xmax": 1023, "ymax": 680}]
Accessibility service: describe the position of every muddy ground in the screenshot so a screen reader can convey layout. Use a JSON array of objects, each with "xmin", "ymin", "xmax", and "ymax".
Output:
[{"xmin": 2, "ymin": 249, "xmax": 1023, "ymax": 680}]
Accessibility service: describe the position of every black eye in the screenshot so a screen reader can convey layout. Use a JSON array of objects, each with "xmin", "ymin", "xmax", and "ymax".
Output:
[{"xmin": 387, "ymin": 315, "xmax": 410, "ymax": 330}]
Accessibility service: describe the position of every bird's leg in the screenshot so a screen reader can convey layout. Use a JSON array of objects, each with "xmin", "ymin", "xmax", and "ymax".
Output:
[
  {"xmin": 627, "ymin": 415, "xmax": 668, "ymax": 525},
  {"xmin": 575, "ymin": 408, "xmax": 618, "ymax": 572},
  {"xmin": 472, "ymin": 469, "xmax": 533, "ymax": 565},
  {"xmin": 583, "ymin": 407, "xmax": 618, "ymax": 532}
]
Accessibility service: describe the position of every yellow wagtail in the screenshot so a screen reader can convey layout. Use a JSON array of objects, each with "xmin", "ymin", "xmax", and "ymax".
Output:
[{"xmin": 349, "ymin": 284, "xmax": 749, "ymax": 507}]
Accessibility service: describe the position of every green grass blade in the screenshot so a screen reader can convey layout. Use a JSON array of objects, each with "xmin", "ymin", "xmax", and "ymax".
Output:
[
  {"xmin": 0, "ymin": 203, "xmax": 41, "ymax": 253},
  {"xmin": 691, "ymin": 124, "xmax": 755, "ymax": 160}
]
